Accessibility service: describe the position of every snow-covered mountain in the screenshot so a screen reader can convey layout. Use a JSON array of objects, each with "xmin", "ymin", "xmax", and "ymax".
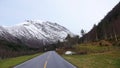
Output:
[
  {"xmin": 0, "ymin": 26, "xmax": 17, "ymax": 42},
  {"xmin": 0, "ymin": 20, "xmax": 74, "ymax": 48}
]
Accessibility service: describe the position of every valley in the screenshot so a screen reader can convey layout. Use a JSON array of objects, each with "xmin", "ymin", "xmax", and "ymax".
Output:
[{"xmin": 0, "ymin": 1, "xmax": 120, "ymax": 68}]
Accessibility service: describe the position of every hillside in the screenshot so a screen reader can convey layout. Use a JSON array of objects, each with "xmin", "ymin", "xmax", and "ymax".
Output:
[
  {"xmin": 0, "ymin": 20, "xmax": 74, "ymax": 58},
  {"xmin": 0, "ymin": 20, "xmax": 74, "ymax": 48},
  {"xmin": 82, "ymin": 2, "xmax": 120, "ymax": 42}
]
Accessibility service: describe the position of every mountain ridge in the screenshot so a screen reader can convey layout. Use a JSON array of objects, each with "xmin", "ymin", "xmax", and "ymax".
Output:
[
  {"xmin": 0, "ymin": 20, "xmax": 74, "ymax": 48},
  {"xmin": 81, "ymin": 2, "xmax": 120, "ymax": 42}
]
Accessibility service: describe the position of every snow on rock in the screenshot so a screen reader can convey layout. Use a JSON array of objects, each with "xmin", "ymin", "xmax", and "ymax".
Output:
[{"xmin": 1, "ymin": 20, "xmax": 74, "ymax": 47}]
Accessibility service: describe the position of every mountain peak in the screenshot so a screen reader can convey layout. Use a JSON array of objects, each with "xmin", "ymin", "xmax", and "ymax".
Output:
[
  {"xmin": 16, "ymin": 20, "xmax": 44, "ymax": 26},
  {"xmin": 0, "ymin": 20, "xmax": 74, "ymax": 48}
]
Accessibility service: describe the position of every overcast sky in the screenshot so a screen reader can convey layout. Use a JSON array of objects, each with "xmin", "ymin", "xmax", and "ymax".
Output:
[{"xmin": 0, "ymin": 0, "xmax": 119, "ymax": 35}]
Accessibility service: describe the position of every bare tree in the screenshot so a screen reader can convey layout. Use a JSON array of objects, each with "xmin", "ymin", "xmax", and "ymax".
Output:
[{"xmin": 94, "ymin": 24, "xmax": 98, "ymax": 41}]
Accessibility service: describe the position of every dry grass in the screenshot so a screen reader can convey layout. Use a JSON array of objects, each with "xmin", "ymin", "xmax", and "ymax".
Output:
[{"xmin": 63, "ymin": 43, "xmax": 120, "ymax": 68}]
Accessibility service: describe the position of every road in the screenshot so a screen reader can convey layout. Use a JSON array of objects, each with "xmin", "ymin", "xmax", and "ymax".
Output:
[{"xmin": 14, "ymin": 51, "xmax": 76, "ymax": 68}]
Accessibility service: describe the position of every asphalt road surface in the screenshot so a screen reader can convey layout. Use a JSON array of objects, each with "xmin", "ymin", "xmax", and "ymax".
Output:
[{"xmin": 14, "ymin": 51, "xmax": 76, "ymax": 68}]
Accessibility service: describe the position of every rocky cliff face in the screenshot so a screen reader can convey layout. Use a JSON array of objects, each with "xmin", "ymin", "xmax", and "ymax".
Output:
[{"xmin": 0, "ymin": 20, "xmax": 74, "ymax": 48}]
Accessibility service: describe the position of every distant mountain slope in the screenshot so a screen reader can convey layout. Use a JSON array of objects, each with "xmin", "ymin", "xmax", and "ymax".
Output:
[
  {"xmin": 83, "ymin": 2, "xmax": 120, "ymax": 42},
  {"xmin": 0, "ymin": 26, "xmax": 17, "ymax": 42},
  {"xmin": 0, "ymin": 20, "xmax": 74, "ymax": 48}
]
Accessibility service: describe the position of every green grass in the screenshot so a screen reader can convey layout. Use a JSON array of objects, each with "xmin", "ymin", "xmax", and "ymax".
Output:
[
  {"xmin": 0, "ymin": 53, "xmax": 42, "ymax": 68},
  {"xmin": 63, "ymin": 45, "xmax": 120, "ymax": 68}
]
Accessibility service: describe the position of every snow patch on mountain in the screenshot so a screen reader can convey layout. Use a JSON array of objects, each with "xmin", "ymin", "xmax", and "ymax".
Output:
[
  {"xmin": 5, "ymin": 20, "xmax": 74, "ymax": 42},
  {"xmin": 1, "ymin": 20, "xmax": 74, "ymax": 47}
]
